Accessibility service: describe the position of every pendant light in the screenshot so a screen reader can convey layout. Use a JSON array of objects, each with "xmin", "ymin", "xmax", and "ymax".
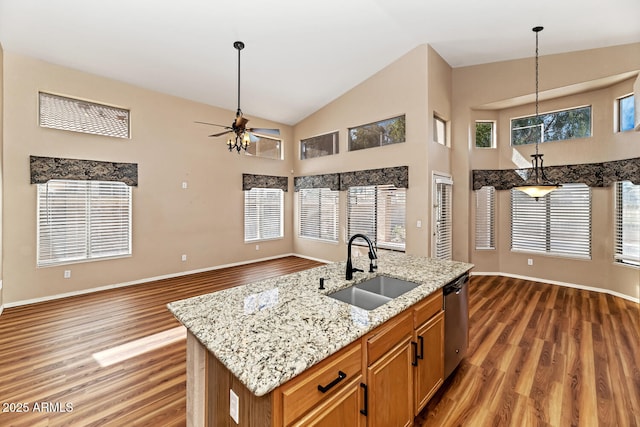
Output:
[{"xmin": 514, "ymin": 26, "xmax": 561, "ymax": 200}]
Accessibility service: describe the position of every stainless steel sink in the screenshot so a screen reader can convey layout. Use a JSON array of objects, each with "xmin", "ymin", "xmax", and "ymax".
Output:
[{"xmin": 327, "ymin": 275, "xmax": 421, "ymax": 310}]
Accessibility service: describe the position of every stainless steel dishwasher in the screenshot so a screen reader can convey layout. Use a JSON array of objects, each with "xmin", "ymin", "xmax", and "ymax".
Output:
[{"xmin": 443, "ymin": 273, "xmax": 469, "ymax": 378}]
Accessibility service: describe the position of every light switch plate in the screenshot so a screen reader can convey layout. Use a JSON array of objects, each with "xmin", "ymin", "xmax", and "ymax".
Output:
[{"xmin": 229, "ymin": 389, "xmax": 239, "ymax": 424}]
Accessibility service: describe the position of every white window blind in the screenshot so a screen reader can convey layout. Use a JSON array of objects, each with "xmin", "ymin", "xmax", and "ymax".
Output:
[
  {"xmin": 347, "ymin": 185, "xmax": 406, "ymax": 251},
  {"xmin": 511, "ymin": 183, "xmax": 591, "ymax": 258},
  {"xmin": 615, "ymin": 181, "xmax": 640, "ymax": 266},
  {"xmin": 298, "ymin": 188, "xmax": 339, "ymax": 242},
  {"xmin": 37, "ymin": 180, "xmax": 132, "ymax": 267},
  {"xmin": 475, "ymin": 186, "xmax": 496, "ymax": 250},
  {"xmin": 244, "ymin": 188, "xmax": 284, "ymax": 242},
  {"xmin": 434, "ymin": 178, "xmax": 453, "ymax": 260}
]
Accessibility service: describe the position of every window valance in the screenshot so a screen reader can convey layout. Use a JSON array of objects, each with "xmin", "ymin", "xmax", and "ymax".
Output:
[
  {"xmin": 30, "ymin": 155, "xmax": 138, "ymax": 186},
  {"xmin": 339, "ymin": 166, "xmax": 409, "ymax": 190},
  {"xmin": 242, "ymin": 174, "xmax": 288, "ymax": 192},
  {"xmin": 472, "ymin": 157, "xmax": 639, "ymax": 190},
  {"xmin": 293, "ymin": 173, "xmax": 340, "ymax": 192}
]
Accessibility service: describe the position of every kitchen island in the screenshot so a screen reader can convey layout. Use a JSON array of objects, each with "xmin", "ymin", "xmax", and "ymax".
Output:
[{"xmin": 168, "ymin": 252, "xmax": 473, "ymax": 426}]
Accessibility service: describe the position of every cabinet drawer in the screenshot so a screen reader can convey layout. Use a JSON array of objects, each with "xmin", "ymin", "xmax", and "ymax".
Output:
[
  {"xmin": 366, "ymin": 310, "xmax": 413, "ymax": 365},
  {"xmin": 280, "ymin": 341, "xmax": 362, "ymax": 426},
  {"xmin": 413, "ymin": 290, "xmax": 443, "ymax": 327}
]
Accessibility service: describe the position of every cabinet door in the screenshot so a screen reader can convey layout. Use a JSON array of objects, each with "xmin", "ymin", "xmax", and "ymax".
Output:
[
  {"xmin": 366, "ymin": 337, "xmax": 414, "ymax": 427},
  {"xmin": 414, "ymin": 311, "xmax": 444, "ymax": 414},
  {"xmin": 291, "ymin": 378, "xmax": 363, "ymax": 427}
]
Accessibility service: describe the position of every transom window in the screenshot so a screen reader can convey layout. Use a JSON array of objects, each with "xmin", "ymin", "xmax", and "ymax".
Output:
[
  {"xmin": 348, "ymin": 115, "xmax": 405, "ymax": 151},
  {"xmin": 511, "ymin": 106, "xmax": 591, "ymax": 146},
  {"xmin": 37, "ymin": 180, "xmax": 132, "ymax": 267},
  {"xmin": 347, "ymin": 185, "xmax": 406, "ymax": 251},
  {"xmin": 300, "ymin": 131, "xmax": 339, "ymax": 159},
  {"xmin": 245, "ymin": 134, "xmax": 282, "ymax": 160},
  {"xmin": 244, "ymin": 188, "xmax": 284, "ymax": 242},
  {"xmin": 475, "ymin": 121, "xmax": 496, "ymax": 148},
  {"xmin": 298, "ymin": 188, "xmax": 339, "ymax": 242},
  {"xmin": 618, "ymin": 94, "xmax": 635, "ymax": 132},
  {"xmin": 511, "ymin": 183, "xmax": 591, "ymax": 258},
  {"xmin": 434, "ymin": 115, "xmax": 447, "ymax": 146}
]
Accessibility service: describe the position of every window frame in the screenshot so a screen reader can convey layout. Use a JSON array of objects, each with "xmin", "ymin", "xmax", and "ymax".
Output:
[
  {"xmin": 475, "ymin": 121, "xmax": 496, "ymax": 149},
  {"xmin": 434, "ymin": 115, "xmax": 447, "ymax": 146},
  {"xmin": 348, "ymin": 115, "xmax": 406, "ymax": 151},
  {"xmin": 617, "ymin": 94, "xmax": 635, "ymax": 133},
  {"xmin": 511, "ymin": 183, "xmax": 592, "ymax": 259},
  {"xmin": 37, "ymin": 179, "xmax": 132, "ymax": 267},
  {"xmin": 244, "ymin": 133, "xmax": 283, "ymax": 160},
  {"xmin": 300, "ymin": 131, "xmax": 339, "ymax": 160},
  {"xmin": 244, "ymin": 188, "xmax": 284, "ymax": 242},
  {"xmin": 298, "ymin": 187, "xmax": 339, "ymax": 243},
  {"xmin": 510, "ymin": 105, "xmax": 592, "ymax": 146},
  {"xmin": 346, "ymin": 184, "xmax": 406, "ymax": 252},
  {"xmin": 614, "ymin": 181, "xmax": 640, "ymax": 267}
]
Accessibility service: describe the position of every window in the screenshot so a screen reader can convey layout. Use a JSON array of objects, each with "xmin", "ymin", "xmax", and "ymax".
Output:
[
  {"xmin": 475, "ymin": 121, "xmax": 495, "ymax": 148},
  {"xmin": 301, "ymin": 131, "xmax": 339, "ymax": 159},
  {"xmin": 615, "ymin": 181, "xmax": 640, "ymax": 266},
  {"xmin": 347, "ymin": 185, "xmax": 406, "ymax": 251},
  {"xmin": 39, "ymin": 92, "xmax": 130, "ymax": 139},
  {"xmin": 511, "ymin": 106, "xmax": 591, "ymax": 145},
  {"xmin": 475, "ymin": 186, "xmax": 496, "ymax": 250},
  {"xmin": 244, "ymin": 188, "xmax": 284, "ymax": 242},
  {"xmin": 618, "ymin": 94, "xmax": 635, "ymax": 132},
  {"xmin": 433, "ymin": 176, "xmax": 453, "ymax": 259},
  {"xmin": 298, "ymin": 188, "xmax": 339, "ymax": 242},
  {"xmin": 348, "ymin": 115, "xmax": 405, "ymax": 151},
  {"xmin": 434, "ymin": 115, "xmax": 447, "ymax": 145},
  {"xmin": 245, "ymin": 134, "xmax": 282, "ymax": 160},
  {"xmin": 37, "ymin": 180, "xmax": 132, "ymax": 267},
  {"xmin": 511, "ymin": 183, "xmax": 591, "ymax": 258}
]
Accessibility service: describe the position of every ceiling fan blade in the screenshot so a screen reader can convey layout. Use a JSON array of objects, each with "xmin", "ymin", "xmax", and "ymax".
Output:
[
  {"xmin": 195, "ymin": 121, "xmax": 230, "ymax": 129},
  {"xmin": 209, "ymin": 130, "xmax": 232, "ymax": 137},
  {"xmin": 248, "ymin": 127, "xmax": 281, "ymax": 136}
]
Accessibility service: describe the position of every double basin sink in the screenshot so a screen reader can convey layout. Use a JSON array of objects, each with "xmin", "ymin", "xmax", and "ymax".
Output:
[{"xmin": 328, "ymin": 275, "xmax": 420, "ymax": 310}]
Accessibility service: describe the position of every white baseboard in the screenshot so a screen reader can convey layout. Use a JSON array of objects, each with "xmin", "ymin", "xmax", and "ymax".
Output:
[
  {"xmin": 471, "ymin": 271, "xmax": 639, "ymax": 304},
  {"xmin": 3, "ymin": 253, "xmax": 303, "ymax": 308}
]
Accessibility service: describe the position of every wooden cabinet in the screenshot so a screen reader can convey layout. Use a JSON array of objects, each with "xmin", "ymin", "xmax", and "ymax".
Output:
[
  {"xmin": 363, "ymin": 310, "xmax": 414, "ymax": 427},
  {"xmin": 412, "ymin": 291, "xmax": 444, "ymax": 415},
  {"xmin": 291, "ymin": 377, "xmax": 363, "ymax": 427}
]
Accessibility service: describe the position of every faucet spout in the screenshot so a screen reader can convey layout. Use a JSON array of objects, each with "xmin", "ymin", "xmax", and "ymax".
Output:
[{"xmin": 346, "ymin": 234, "xmax": 378, "ymax": 280}]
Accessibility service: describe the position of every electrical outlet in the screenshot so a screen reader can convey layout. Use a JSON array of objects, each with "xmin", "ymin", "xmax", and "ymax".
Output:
[
  {"xmin": 229, "ymin": 389, "xmax": 239, "ymax": 424},
  {"xmin": 528, "ymin": 258, "xmax": 533, "ymax": 266},
  {"xmin": 181, "ymin": 181, "xmax": 188, "ymax": 189},
  {"xmin": 64, "ymin": 270, "xmax": 71, "ymax": 279},
  {"xmin": 181, "ymin": 254, "xmax": 187, "ymax": 262},
  {"xmin": 416, "ymin": 220, "xmax": 422, "ymax": 228},
  {"xmin": 255, "ymin": 244, "xmax": 260, "ymax": 251}
]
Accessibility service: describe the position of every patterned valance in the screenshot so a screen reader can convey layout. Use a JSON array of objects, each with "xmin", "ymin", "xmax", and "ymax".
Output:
[
  {"xmin": 472, "ymin": 157, "xmax": 640, "ymax": 190},
  {"xmin": 339, "ymin": 166, "xmax": 409, "ymax": 190},
  {"xmin": 242, "ymin": 174, "xmax": 288, "ymax": 192},
  {"xmin": 294, "ymin": 173, "xmax": 340, "ymax": 192},
  {"xmin": 30, "ymin": 155, "xmax": 138, "ymax": 186}
]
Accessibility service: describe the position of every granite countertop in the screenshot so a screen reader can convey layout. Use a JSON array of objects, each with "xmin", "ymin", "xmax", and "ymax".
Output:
[{"xmin": 167, "ymin": 251, "xmax": 473, "ymax": 396}]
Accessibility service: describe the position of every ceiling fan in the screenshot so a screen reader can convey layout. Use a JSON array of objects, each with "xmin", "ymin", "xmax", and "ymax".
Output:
[{"xmin": 196, "ymin": 41, "xmax": 280, "ymax": 153}]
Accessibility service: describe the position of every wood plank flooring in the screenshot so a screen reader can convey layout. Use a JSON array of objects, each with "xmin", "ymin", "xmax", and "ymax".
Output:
[{"xmin": 0, "ymin": 259, "xmax": 638, "ymax": 426}]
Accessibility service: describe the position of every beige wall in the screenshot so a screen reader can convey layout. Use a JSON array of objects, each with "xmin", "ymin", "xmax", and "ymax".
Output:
[
  {"xmin": 292, "ymin": 45, "xmax": 445, "ymax": 262},
  {"xmin": 2, "ymin": 52, "xmax": 294, "ymax": 304},
  {"xmin": 454, "ymin": 43, "xmax": 640, "ymax": 299}
]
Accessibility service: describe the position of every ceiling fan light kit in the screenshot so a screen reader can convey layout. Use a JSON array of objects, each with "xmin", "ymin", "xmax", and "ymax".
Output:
[{"xmin": 514, "ymin": 26, "xmax": 561, "ymax": 200}]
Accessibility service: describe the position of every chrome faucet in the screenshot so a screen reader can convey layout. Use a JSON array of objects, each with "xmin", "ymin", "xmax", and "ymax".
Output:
[{"xmin": 346, "ymin": 234, "xmax": 378, "ymax": 280}]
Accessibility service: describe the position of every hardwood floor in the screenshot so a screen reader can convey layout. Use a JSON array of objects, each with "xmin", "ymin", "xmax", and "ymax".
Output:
[{"xmin": 0, "ymin": 259, "xmax": 638, "ymax": 426}]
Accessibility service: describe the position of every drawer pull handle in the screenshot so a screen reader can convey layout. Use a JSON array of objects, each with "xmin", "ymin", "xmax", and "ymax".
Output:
[
  {"xmin": 417, "ymin": 335, "xmax": 424, "ymax": 360},
  {"xmin": 360, "ymin": 382, "xmax": 368, "ymax": 416},
  {"xmin": 317, "ymin": 371, "xmax": 346, "ymax": 393}
]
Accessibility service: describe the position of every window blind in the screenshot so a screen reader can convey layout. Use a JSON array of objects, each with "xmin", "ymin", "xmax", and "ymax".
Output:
[
  {"xmin": 475, "ymin": 186, "xmax": 496, "ymax": 250},
  {"xmin": 347, "ymin": 185, "xmax": 406, "ymax": 251},
  {"xmin": 511, "ymin": 183, "xmax": 591, "ymax": 258},
  {"xmin": 244, "ymin": 188, "xmax": 284, "ymax": 242},
  {"xmin": 298, "ymin": 188, "xmax": 339, "ymax": 242},
  {"xmin": 434, "ymin": 178, "xmax": 453, "ymax": 260},
  {"xmin": 615, "ymin": 181, "xmax": 640, "ymax": 266},
  {"xmin": 37, "ymin": 180, "xmax": 132, "ymax": 267}
]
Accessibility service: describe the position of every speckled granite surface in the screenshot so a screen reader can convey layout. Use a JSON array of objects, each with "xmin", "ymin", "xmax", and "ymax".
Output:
[{"xmin": 167, "ymin": 252, "xmax": 473, "ymax": 396}]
